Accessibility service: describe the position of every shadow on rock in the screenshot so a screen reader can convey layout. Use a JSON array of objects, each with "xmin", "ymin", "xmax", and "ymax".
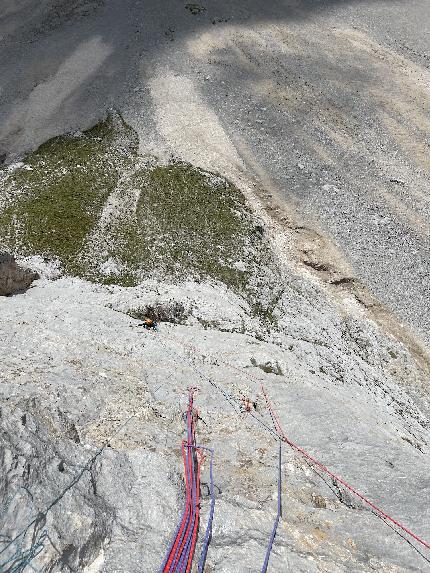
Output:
[{"xmin": 0, "ymin": 252, "xmax": 39, "ymax": 295}]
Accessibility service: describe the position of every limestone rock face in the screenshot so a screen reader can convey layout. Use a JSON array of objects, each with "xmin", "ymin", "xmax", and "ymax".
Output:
[
  {"xmin": 0, "ymin": 253, "xmax": 39, "ymax": 296},
  {"xmin": 1, "ymin": 271, "xmax": 429, "ymax": 573}
]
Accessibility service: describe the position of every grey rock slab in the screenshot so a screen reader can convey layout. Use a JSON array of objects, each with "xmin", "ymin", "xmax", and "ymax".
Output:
[{"xmin": 0, "ymin": 260, "xmax": 428, "ymax": 571}]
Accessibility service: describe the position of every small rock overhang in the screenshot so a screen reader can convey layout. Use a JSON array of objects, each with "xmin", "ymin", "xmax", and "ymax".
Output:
[{"xmin": 0, "ymin": 252, "xmax": 39, "ymax": 296}]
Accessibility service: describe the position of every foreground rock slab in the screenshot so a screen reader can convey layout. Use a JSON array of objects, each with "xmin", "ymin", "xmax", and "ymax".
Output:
[{"xmin": 0, "ymin": 263, "xmax": 429, "ymax": 572}]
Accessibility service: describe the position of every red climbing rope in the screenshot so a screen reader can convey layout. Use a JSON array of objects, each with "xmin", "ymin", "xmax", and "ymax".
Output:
[
  {"xmin": 155, "ymin": 332, "xmax": 430, "ymax": 560},
  {"xmin": 162, "ymin": 388, "xmax": 200, "ymax": 573},
  {"xmin": 160, "ymin": 389, "xmax": 215, "ymax": 573},
  {"xmin": 261, "ymin": 386, "xmax": 430, "ymax": 551}
]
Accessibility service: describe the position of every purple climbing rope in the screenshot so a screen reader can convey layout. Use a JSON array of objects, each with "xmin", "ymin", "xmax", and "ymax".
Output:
[
  {"xmin": 197, "ymin": 446, "xmax": 215, "ymax": 573},
  {"xmin": 261, "ymin": 440, "xmax": 282, "ymax": 573}
]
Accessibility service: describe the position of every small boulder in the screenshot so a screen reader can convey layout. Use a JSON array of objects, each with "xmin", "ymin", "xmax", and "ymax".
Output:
[{"xmin": 0, "ymin": 253, "xmax": 39, "ymax": 296}]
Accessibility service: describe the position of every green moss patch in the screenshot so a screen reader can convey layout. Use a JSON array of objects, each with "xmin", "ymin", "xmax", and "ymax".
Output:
[
  {"xmin": 106, "ymin": 163, "xmax": 255, "ymax": 288},
  {"xmin": 0, "ymin": 113, "xmax": 282, "ymax": 325},
  {"xmin": 0, "ymin": 113, "xmax": 137, "ymax": 276}
]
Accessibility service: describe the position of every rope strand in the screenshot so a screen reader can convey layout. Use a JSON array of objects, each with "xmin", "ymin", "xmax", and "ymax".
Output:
[
  {"xmin": 161, "ymin": 389, "xmax": 216, "ymax": 573},
  {"xmin": 261, "ymin": 385, "xmax": 430, "ymax": 552},
  {"xmin": 260, "ymin": 440, "xmax": 282, "ymax": 573}
]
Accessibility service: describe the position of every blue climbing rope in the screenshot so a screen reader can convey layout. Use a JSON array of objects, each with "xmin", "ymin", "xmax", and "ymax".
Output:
[{"xmin": 0, "ymin": 414, "xmax": 136, "ymax": 573}]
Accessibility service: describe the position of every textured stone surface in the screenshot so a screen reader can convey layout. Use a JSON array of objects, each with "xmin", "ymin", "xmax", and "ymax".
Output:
[
  {"xmin": 0, "ymin": 0, "xmax": 429, "ymax": 342},
  {"xmin": 1, "ymin": 2, "xmax": 429, "ymax": 572},
  {"xmin": 0, "ymin": 252, "xmax": 39, "ymax": 295},
  {"xmin": 0, "ymin": 261, "xmax": 428, "ymax": 572}
]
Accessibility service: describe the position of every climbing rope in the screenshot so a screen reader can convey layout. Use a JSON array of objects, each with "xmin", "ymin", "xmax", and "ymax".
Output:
[
  {"xmin": 0, "ymin": 489, "xmax": 47, "ymax": 573},
  {"xmin": 160, "ymin": 389, "xmax": 215, "ymax": 573},
  {"xmin": 197, "ymin": 445, "xmax": 215, "ymax": 573},
  {"xmin": 154, "ymin": 330, "xmax": 430, "ymax": 564},
  {"xmin": 261, "ymin": 385, "xmax": 430, "ymax": 552},
  {"xmin": 261, "ymin": 440, "xmax": 282, "ymax": 573},
  {"xmin": 0, "ymin": 413, "xmax": 138, "ymax": 573},
  {"xmin": 1, "ymin": 529, "xmax": 48, "ymax": 573}
]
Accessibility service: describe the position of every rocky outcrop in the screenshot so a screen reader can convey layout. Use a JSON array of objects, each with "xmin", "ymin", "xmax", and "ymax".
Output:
[
  {"xmin": 1, "ymin": 270, "xmax": 429, "ymax": 572},
  {"xmin": 0, "ymin": 253, "xmax": 39, "ymax": 296}
]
